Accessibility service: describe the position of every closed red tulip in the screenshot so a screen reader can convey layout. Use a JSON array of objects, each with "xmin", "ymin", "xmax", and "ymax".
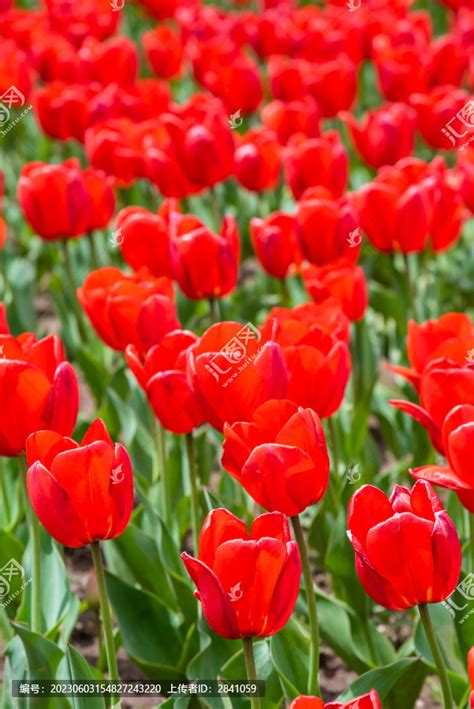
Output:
[
  {"xmin": 340, "ymin": 102, "xmax": 416, "ymax": 169},
  {"xmin": 0, "ymin": 321, "xmax": 79, "ymax": 457},
  {"xmin": 26, "ymin": 419, "xmax": 133, "ymax": 548},
  {"xmin": 250, "ymin": 212, "xmax": 300, "ymax": 279},
  {"xmin": 34, "ymin": 82, "xmax": 97, "ymax": 142},
  {"xmin": 411, "ymin": 404, "xmax": 474, "ymax": 512},
  {"xmin": 373, "ymin": 36, "xmax": 430, "ymax": 102},
  {"xmin": 45, "ymin": 0, "xmax": 119, "ymax": 44},
  {"xmin": 296, "ymin": 187, "xmax": 360, "ymax": 265},
  {"xmin": 18, "ymin": 159, "xmax": 115, "ymax": 239},
  {"xmin": 77, "ymin": 37, "xmax": 138, "ymax": 86},
  {"xmin": 85, "ymin": 118, "xmax": 151, "ymax": 187},
  {"xmin": 30, "ymin": 32, "xmax": 78, "ymax": 83},
  {"xmin": 262, "ymin": 98, "xmax": 321, "ymax": 146},
  {"xmin": 188, "ymin": 321, "xmax": 288, "ymax": 431},
  {"xmin": 261, "ymin": 303, "xmax": 351, "ymax": 418},
  {"xmin": 390, "ymin": 361, "xmax": 474, "ymax": 454},
  {"xmin": 125, "ymin": 331, "xmax": 205, "ymax": 435},
  {"xmin": 181, "ymin": 113, "xmax": 235, "ymax": 189},
  {"xmin": 290, "ymin": 689, "xmax": 382, "ymax": 708},
  {"xmin": 285, "ymin": 132, "xmax": 348, "ymax": 200},
  {"xmin": 301, "ymin": 260, "xmax": 368, "ymax": 322},
  {"xmin": 170, "ymin": 212, "xmax": 240, "ymax": 300},
  {"xmin": 234, "ymin": 129, "xmax": 281, "ymax": 193},
  {"xmin": 411, "ymin": 87, "xmax": 472, "ymax": 151},
  {"xmin": 347, "ymin": 480, "xmax": 462, "ymax": 610},
  {"xmin": 114, "ymin": 202, "xmax": 173, "ymax": 278},
  {"xmin": 268, "ymin": 56, "xmax": 307, "ymax": 102},
  {"xmin": 202, "ymin": 55, "xmax": 263, "ymax": 115},
  {"xmin": 222, "ymin": 399, "xmax": 329, "ymax": 516},
  {"xmin": 77, "ymin": 267, "xmax": 179, "ymax": 354},
  {"xmin": 181, "ymin": 508, "xmax": 301, "ymax": 639},
  {"xmin": 0, "ymin": 39, "xmax": 32, "ymax": 100},
  {"xmin": 143, "ymin": 25, "xmax": 183, "ymax": 79},
  {"xmin": 307, "ymin": 54, "xmax": 357, "ymax": 118},
  {"xmin": 387, "ymin": 313, "xmax": 474, "ymax": 390}
]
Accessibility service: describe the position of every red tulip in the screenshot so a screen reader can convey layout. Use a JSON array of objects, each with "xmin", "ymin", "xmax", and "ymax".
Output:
[
  {"xmin": 26, "ymin": 419, "xmax": 133, "ymax": 548},
  {"xmin": 85, "ymin": 118, "xmax": 152, "ymax": 187},
  {"xmin": 261, "ymin": 303, "xmax": 351, "ymax": 418},
  {"xmin": 30, "ymin": 32, "xmax": 78, "ymax": 83},
  {"xmin": 268, "ymin": 56, "xmax": 307, "ymax": 102},
  {"xmin": 181, "ymin": 112, "xmax": 235, "ymax": 189},
  {"xmin": 170, "ymin": 212, "xmax": 240, "ymax": 300},
  {"xmin": 188, "ymin": 321, "xmax": 288, "ymax": 431},
  {"xmin": 77, "ymin": 37, "xmax": 138, "ymax": 86},
  {"xmin": 347, "ymin": 481, "xmax": 462, "ymax": 610},
  {"xmin": 290, "ymin": 689, "xmax": 382, "ymax": 708},
  {"xmin": 125, "ymin": 331, "xmax": 205, "ymax": 435},
  {"xmin": 181, "ymin": 508, "xmax": 301, "ymax": 638},
  {"xmin": 34, "ymin": 82, "xmax": 98, "ymax": 142},
  {"xmin": 134, "ymin": 0, "xmax": 177, "ymax": 20},
  {"xmin": 45, "ymin": 0, "xmax": 119, "ymax": 44},
  {"xmin": 234, "ymin": 129, "xmax": 281, "ymax": 193},
  {"xmin": 373, "ymin": 36, "xmax": 430, "ymax": 102},
  {"xmin": 0, "ymin": 319, "xmax": 79, "ymax": 457},
  {"xmin": 296, "ymin": 187, "xmax": 360, "ymax": 265},
  {"xmin": 143, "ymin": 25, "xmax": 183, "ymax": 79},
  {"xmin": 457, "ymin": 149, "xmax": 474, "ymax": 212},
  {"xmin": 340, "ymin": 102, "xmax": 416, "ymax": 169},
  {"xmin": 411, "ymin": 404, "xmax": 474, "ymax": 512},
  {"xmin": 201, "ymin": 55, "xmax": 263, "ymax": 115},
  {"xmin": 285, "ymin": 132, "xmax": 348, "ymax": 200},
  {"xmin": 77, "ymin": 267, "xmax": 179, "ymax": 354},
  {"xmin": 261, "ymin": 98, "xmax": 321, "ymax": 146},
  {"xmin": 222, "ymin": 399, "xmax": 329, "ymax": 516},
  {"xmin": 18, "ymin": 159, "xmax": 115, "ymax": 239},
  {"xmin": 0, "ymin": 39, "xmax": 32, "ymax": 100},
  {"xmin": 250, "ymin": 212, "xmax": 300, "ymax": 279},
  {"xmin": 387, "ymin": 313, "xmax": 474, "ymax": 390},
  {"xmin": 114, "ymin": 202, "xmax": 173, "ymax": 278},
  {"xmin": 301, "ymin": 260, "xmax": 368, "ymax": 322},
  {"xmin": 391, "ymin": 358, "xmax": 474, "ymax": 454},
  {"xmin": 410, "ymin": 87, "xmax": 472, "ymax": 151},
  {"xmin": 307, "ymin": 54, "xmax": 357, "ymax": 118}
]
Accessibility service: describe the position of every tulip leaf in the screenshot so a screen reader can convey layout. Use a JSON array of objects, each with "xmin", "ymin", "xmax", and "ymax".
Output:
[
  {"xmin": 0, "ymin": 530, "xmax": 25, "ymax": 616},
  {"xmin": 221, "ymin": 639, "xmax": 283, "ymax": 708},
  {"xmin": 11, "ymin": 623, "xmax": 66, "ymax": 706},
  {"xmin": 56, "ymin": 645, "xmax": 105, "ymax": 709},
  {"xmin": 270, "ymin": 617, "xmax": 311, "ymax": 698},
  {"xmin": 105, "ymin": 571, "xmax": 183, "ymax": 678},
  {"xmin": 336, "ymin": 657, "xmax": 426, "ymax": 708}
]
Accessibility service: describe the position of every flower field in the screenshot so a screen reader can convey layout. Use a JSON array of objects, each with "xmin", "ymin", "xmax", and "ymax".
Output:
[{"xmin": 0, "ymin": 0, "xmax": 474, "ymax": 707}]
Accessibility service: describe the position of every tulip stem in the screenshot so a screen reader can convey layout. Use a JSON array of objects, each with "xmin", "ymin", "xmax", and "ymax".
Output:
[
  {"xmin": 279, "ymin": 278, "xmax": 290, "ymax": 307},
  {"xmin": 208, "ymin": 297, "xmax": 220, "ymax": 324},
  {"xmin": 470, "ymin": 513, "xmax": 474, "ymax": 574},
  {"xmin": 21, "ymin": 461, "xmax": 41, "ymax": 633},
  {"xmin": 154, "ymin": 419, "xmax": 171, "ymax": 527},
  {"xmin": 418, "ymin": 603, "xmax": 453, "ymax": 709},
  {"xmin": 402, "ymin": 253, "xmax": 419, "ymax": 321},
  {"xmin": 87, "ymin": 231, "xmax": 100, "ymax": 269},
  {"xmin": 291, "ymin": 515, "xmax": 320, "ymax": 696},
  {"xmin": 60, "ymin": 240, "xmax": 89, "ymax": 341},
  {"xmin": 242, "ymin": 637, "xmax": 261, "ymax": 709},
  {"xmin": 90, "ymin": 541, "xmax": 121, "ymax": 707},
  {"xmin": 185, "ymin": 432, "xmax": 200, "ymax": 555}
]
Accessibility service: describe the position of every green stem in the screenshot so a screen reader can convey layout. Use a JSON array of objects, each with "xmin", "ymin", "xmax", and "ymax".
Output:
[
  {"xmin": 402, "ymin": 252, "xmax": 419, "ymax": 321},
  {"xmin": 279, "ymin": 278, "xmax": 290, "ymax": 307},
  {"xmin": 291, "ymin": 515, "xmax": 320, "ymax": 696},
  {"xmin": 208, "ymin": 297, "xmax": 220, "ymax": 324},
  {"xmin": 87, "ymin": 231, "xmax": 100, "ymax": 269},
  {"xmin": 90, "ymin": 542, "xmax": 121, "ymax": 708},
  {"xmin": 185, "ymin": 433, "xmax": 200, "ymax": 555},
  {"xmin": 328, "ymin": 418, "xmax": 339, "ymax": 477},
  {"xmin": 60, "ymin": 240, "xmax": 89, "ymax": 341},
  {"xmin": 154, "ymin": 420, "xmax": 171, "ymax": 526},
  {"xmin": 21, "ymin": 458, "xmax": 41, "ymax": 633},
  {"xmin": 418, "ymin": 604, "xmax": 453, "ymax": 709},
  {"xmin": 209, "ymin": 186, "xmax": 221, "ymax": 228},
  {"xmin": 242, "ymin": 637, "xmax": 261, "ymax": 709},
  {"xmin": 469, "ymin": 513, "xmax": 474, "ymax": 574}
]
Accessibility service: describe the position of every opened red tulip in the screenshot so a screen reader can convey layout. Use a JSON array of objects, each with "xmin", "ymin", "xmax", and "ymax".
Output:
[
  {"xmin": 0, "ymin": 313, "xmax": 79, "ymax": 457},
  {"xmin": 170, "ymin": 212, "xmax": 240, "ymax": 300},
  {"xmin": 34, "ymin": 82, "xmax": 97, "ymax": 142},
  {"xmin": 307, "ymin": 54, "xmax": 357, "ymax": 118},
  {"xmin": 296, "ymin": 187, "xmax": 360, "ymax": 265},
  {"xmin": 301, "ymin": 260, "xmax": 368, "ymax": 322},
  {"xmin": 143, "ymin": 25, "xmax": 183, "ymax": 79},
  {"xmin": 45, "ymin": 0, "xmax": 119, "ymax": 43},
  {"xmin": 85, "ymin": 118, "xmax": 150, "ymax": 187},
  {"xmin": 250, "ymin": 212, "xmax": 300, "ymax": 279},
  {"xmin": 347, "ymin": 480, "xmax": 462, "ymax": 610},
  {"xmin": 261, "ymin": 98, "xmax": 320, "ymax": 145},
  {"xmin": 261, "ymin": 303, "xmax": 351, "ymax": 418},
  {"xmin": 18, "ymin": 159, "xmax": 115, "ymax": 239},
  {"xmin": 222, "ymin": 399, "xmax": 329, "ymax": 516},
  {"xmin": 125, "ymin": 331, "xmax": 205, "ymax": 435},
  {"xmin": 290, "ymin": 689, "xmax": 382, "ymax": 708},
  {"xmin": 234, "ymin": 129, "xmax": 281, "ymax": 193},
  {"xmin": 340, "ymin": 102, "xmax": 416, "ymax": 169},
  {"xmin": 188, "ymin": 321, "xmax": 288, "ymax": 431},
  {"xmin": 26, "ymin": 419, "xmax": 133, "ymax": 548},
  {"xmin": 78, "ymin": 267, "xmax": 179, "ymax": 354},
  {"xmin": 77, "ymin": 36, "xmax": 137, "ymax": 86},
  {"xmin": 285, "ymin": 132, "xmax": 348, "ymax": 200},
  {"xmin": 411, "ymin": 404, "xmax": 474, "ymax": 512},
  {"xmin": 181, "ymin": 508, "xmax": 301, "ymax": 638}
]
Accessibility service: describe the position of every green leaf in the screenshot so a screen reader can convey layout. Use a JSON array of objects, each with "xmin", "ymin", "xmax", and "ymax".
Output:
[
  {"xmin": 11, "ymin": 623, "xmax": 64, "ymax": 681},
  {"xmin": 270, "ymin": 617, "xmax": 310, "ymax": 698},
  {"xmin": 337, "ymin": 657, "xmax": 425, "ymax": 708},
  {"xmin": 57, "ymin": 645, "xmax": 105, "ymax": 709},
  {"xmin": 221, "ymin": 640, "xmax": 283, "ymax": 708}
]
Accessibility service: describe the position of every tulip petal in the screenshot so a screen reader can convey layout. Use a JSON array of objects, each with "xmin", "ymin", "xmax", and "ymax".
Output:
[
  {"xmin": 26, "ymin": 430, "xmax": 77, "ymax": 469},
  {"xmin": 42, "ymin": 362, "xmax": 79, "ymax": 437},
  {"xmin": 347, "ymin": 485, "xmax": 393, "ymax": 549},
  {"xmin": 264, "ymin": 541, "xmax": 301, "ymax": 636},
  {"xmin": 198, "ymin": 508, "xmax": 248, "ymax": 569}
]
